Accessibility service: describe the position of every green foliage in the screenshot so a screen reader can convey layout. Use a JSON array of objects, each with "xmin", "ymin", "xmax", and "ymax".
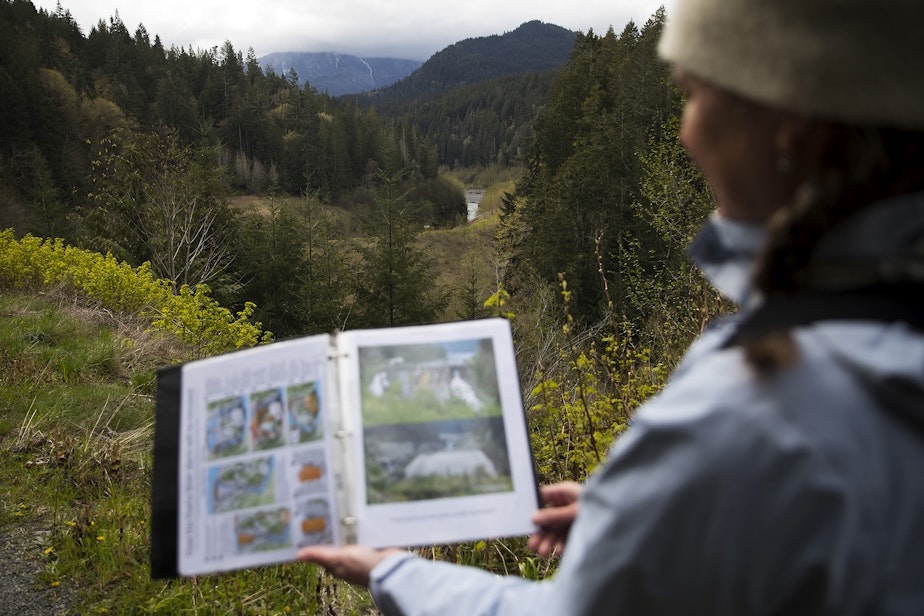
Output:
[
  {"xmin": 0, "ymin": 293, "xmax": 372, "ymax": 615},
  {"xmin": 84, "ymin": 128, "xmax": 237, "ymax": 294},
  {"xmin": 236, "ymin": 193, "xmax": 316, "ymax": 337},
  {"xmin": 236, "ymin": 190, "xmax": 371, "ymax": 337},
  {"xmin": 150, "ymin": 285, "xmax": 271, "ymax": 357},
  {"xmin": 450, "ymin": 249, "xmax": 492, "ymax": 321},
  {"xmin": 408, "ymin": 175, "xmax": 467, "ymax": 227},
  {"xmin": 352, "ymin": 171, "xmax": 449, "ymax": 328},
  {"xmin": 526, "ymin": 276, "xmax": 668, "ymax": 483},
  {"xmin": 625, "ymin": 113, "xmax": 731, "ymax": 358},
  {"xmin": 484, "ymin": 286, "xmax": 515, "ymax": 320},
  {"xmin": 500, "ymin": 9, "xmax": 679, "ymax": 322},
  {"xmin": 0, "ymin": 229, "xmax": 270, "ymax": 357}
]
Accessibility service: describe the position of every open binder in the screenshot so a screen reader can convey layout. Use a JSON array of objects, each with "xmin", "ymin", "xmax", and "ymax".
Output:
[{"xmin": 151, "ymin": 318, "xmax": 538, "ymax": 578}]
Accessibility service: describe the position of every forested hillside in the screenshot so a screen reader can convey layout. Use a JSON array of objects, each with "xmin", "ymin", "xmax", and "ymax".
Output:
[
  {"xmin": 356, "ymin": 20, "xmax": 576, "ymax": 168},
  {"xmin": 0, "ymin": 0, "xmax": 447, "ymax": 226},
  {"xmin": 367, "ymin": 20, "xmax": 575, "ymax": 100},
  {"xmin": 499, "ymin": 8, "xmax": 719, "ymax": 348},
  {"xmin": 364, "ymin": 71, "xmax": 555, "ymax": 168},
  {"xmin": 1, "ymin": 0, "xmax": 717, "ymax": 349}
]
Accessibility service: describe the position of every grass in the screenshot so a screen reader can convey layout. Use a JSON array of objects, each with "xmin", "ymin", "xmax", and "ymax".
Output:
[
  {"xmin": 417, "ymin": 203, "xmax": 503, "ymax": 321},
  {"xmin": 0, "ymin": 292, "xmax": 379, "ymax": 615}
]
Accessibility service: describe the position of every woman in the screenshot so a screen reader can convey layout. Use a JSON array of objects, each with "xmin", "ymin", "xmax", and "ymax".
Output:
[{"xmin": 299, "ymin": 0, "xmax": 924, "ymax": 613}]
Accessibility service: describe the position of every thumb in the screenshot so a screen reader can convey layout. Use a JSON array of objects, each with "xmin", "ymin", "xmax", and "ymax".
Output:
[
  {"xmin": 297, "ymin": 545, "xmax": 339, "ymax": 567},
  {"xmin": 532, "ymin": 502, "xmax": 577, "ymax": 528}
]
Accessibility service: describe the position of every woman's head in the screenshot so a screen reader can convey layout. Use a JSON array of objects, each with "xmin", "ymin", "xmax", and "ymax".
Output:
[
  {"xmin": 672, "ymin": 70, "xmax": 804, "ymax": 222},
  {"xmin": 660, "ymin": 0, "xmax": 924, "ymax": 295},
  {"xmin": 672, "ymin": 71, "xmax": 924, "ymax": 226},
  {"xmin": 658, "ymin": 0, "xmax": 924, "ymax": 131}
]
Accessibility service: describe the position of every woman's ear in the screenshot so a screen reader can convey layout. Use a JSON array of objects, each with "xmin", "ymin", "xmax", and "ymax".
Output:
[
  {"xmin": 774, "ymin": 114, "xmax": 812, "ymax": 153},
  {"xmin": 774, "ymin": 115, "xmax": 830, "ymax": 180}
]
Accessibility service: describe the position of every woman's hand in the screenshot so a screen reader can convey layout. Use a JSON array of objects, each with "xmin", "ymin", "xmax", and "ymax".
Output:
[
  {"xmin": 528, "ymin": 481, "xmax": 582, "ymax": 557},
  {"xmin": 297, "ymin": 545, "xmax": 404, "ymax": 587},
  {"xmin": 299, "ymin": 482, "xmax": 583, "ymax": 581}
]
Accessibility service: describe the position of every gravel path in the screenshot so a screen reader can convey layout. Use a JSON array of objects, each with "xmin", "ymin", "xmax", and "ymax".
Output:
[{"xmin": 0, "ymin": 523, "xmax": 77, "ymax": 615}]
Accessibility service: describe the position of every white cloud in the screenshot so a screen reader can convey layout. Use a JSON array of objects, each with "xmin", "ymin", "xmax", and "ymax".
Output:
[{"xmin": 34, "ymin": 0, "xmax": 673, "ymax": 60}]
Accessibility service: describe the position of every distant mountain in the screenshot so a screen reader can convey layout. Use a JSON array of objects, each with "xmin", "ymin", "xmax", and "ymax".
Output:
[
  {"xmin": 262, "ymin": 21, "xmax": 575, "ymax": 100},
  {"xmin": 259, "ymin": 52, "xmax": 422, "ymax": 96},
  {"xmin": 365, "ymin": 20, "xmax": 577, "ymax": 102},
  {"xmin": 343, "ymin": 21, "xmax": 577, "ymax": 168},
  {"xmin": 259, "ymin": 21, "xmax": 579, "ymax": 166}
]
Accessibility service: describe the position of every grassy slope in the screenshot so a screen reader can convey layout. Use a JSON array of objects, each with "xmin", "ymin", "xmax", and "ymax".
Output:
[
  {"xmin": 418, "ymin": 179, "xmax": 515, "ymax": 321},
  {"xmin": 0, "ymin": 293, "xmax": 375, "ymax": 614}
]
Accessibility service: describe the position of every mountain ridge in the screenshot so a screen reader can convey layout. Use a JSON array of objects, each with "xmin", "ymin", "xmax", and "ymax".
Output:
[
  {"xmin": 372, "ymin": 20, "xmax": 576, "ymax": 100},
  {"xmin": 259, "ymin": 20, "xmax": 576, "ymax": 98},
  {"xmin": 259, "ymin": 52, "xmax": 422, "ymax": 96}
]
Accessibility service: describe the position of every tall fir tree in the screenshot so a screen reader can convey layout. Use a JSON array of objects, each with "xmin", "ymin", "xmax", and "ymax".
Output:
[{"xmin": 353, "ymin": 170, "xmax": 447, "ymax": 328}]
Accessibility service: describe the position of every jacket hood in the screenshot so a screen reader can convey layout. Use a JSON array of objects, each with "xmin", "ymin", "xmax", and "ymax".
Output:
[{"xmin": 690, "ymin": 191, "xmax": 924, "ymax": 434}]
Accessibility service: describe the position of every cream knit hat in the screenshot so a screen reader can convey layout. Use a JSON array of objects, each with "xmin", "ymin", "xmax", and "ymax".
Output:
[{"xmin": 658, "ymin": 0, "xmax": 924, "ymax": 129}]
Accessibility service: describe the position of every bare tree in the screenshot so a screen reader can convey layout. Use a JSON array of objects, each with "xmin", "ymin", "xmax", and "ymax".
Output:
[{"xmin": 87, "ymin": 129, "xmax": 236, "ymax": 291}]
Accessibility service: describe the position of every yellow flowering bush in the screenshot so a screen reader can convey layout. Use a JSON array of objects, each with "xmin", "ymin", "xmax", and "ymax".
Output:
[
  {"xmin": 524, "ymin": 276, "xmax": 670, "ymax": 483},
  {"xmin": 0, "ymin": 230, "xmax": 271, "ymax": 356}
]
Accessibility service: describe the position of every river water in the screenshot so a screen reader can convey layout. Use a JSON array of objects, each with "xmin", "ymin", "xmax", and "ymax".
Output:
[{"xmin": 465, "ymin": 189, "xmax": 486, "ymax": 221}]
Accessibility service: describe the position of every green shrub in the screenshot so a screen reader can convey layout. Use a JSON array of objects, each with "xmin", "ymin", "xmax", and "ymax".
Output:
[{"xmin": 0, "ymin": 230, "xmax": 271, "ymax": 357}]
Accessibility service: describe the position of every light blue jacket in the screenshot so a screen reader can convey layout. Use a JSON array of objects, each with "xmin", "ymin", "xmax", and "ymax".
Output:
[{"xmin": 369, "ymin": 193, "xmax": 924, "ymax": 615}]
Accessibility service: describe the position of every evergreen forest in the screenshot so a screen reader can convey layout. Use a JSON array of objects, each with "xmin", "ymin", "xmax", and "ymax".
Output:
[{"xmin": 1, "ymin": 0, "xmax": 716, "ymax": 341}]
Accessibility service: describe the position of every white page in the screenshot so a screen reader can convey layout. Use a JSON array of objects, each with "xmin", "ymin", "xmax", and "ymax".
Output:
[
  {"xmin": 338, "ymin": 319, "xmax": 538, "ymax": 548},
  {"xmin": 176, "ymin": 334, "xmax": 342, "ymax": 576}
]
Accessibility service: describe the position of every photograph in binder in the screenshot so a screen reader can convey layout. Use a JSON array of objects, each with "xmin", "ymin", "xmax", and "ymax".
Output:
[
  {"xmin": 206, "ymin": 396, "xmax": 248, "ymax": 459},
  {"xmin": 250, "ymin": 389, "xmax": 287, "ymax": 450},
  {"xmin": 358, "ymin": 338, "xmax": 513, "ymax": 504},
  {"xmin": 287, "ymin": 381, "xmax": 323, "ymax": 443},
  {"xmin": 207, "ymin": 456, "xmax": 277, "ymax": 514}
]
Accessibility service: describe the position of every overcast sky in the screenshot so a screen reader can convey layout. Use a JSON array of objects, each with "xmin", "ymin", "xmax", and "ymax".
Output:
[{"xmin": 32, "ymin": 0, "xmax": 674, "ymax": 61}]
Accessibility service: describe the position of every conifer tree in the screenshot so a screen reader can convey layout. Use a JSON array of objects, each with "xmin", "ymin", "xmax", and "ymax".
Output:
[
  {"xmin": 236, "ymin": 192, "xmax": 310, "ymax": 337},
  {"xmin": 353, "ymin": 170, "xmax": 447, "ymax": 328},
  {"xmin": 298, "ymin": 191, "xmax": 359, "ymax": 332},
  {"xmin": 629, "ymin": 113, "xmax": 726, "ymax": 355}
]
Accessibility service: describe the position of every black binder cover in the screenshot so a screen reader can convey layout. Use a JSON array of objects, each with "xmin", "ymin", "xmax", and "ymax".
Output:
[{"xmin": 150, "ymin": 365, "xmax": 181, "ymax": 578}]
